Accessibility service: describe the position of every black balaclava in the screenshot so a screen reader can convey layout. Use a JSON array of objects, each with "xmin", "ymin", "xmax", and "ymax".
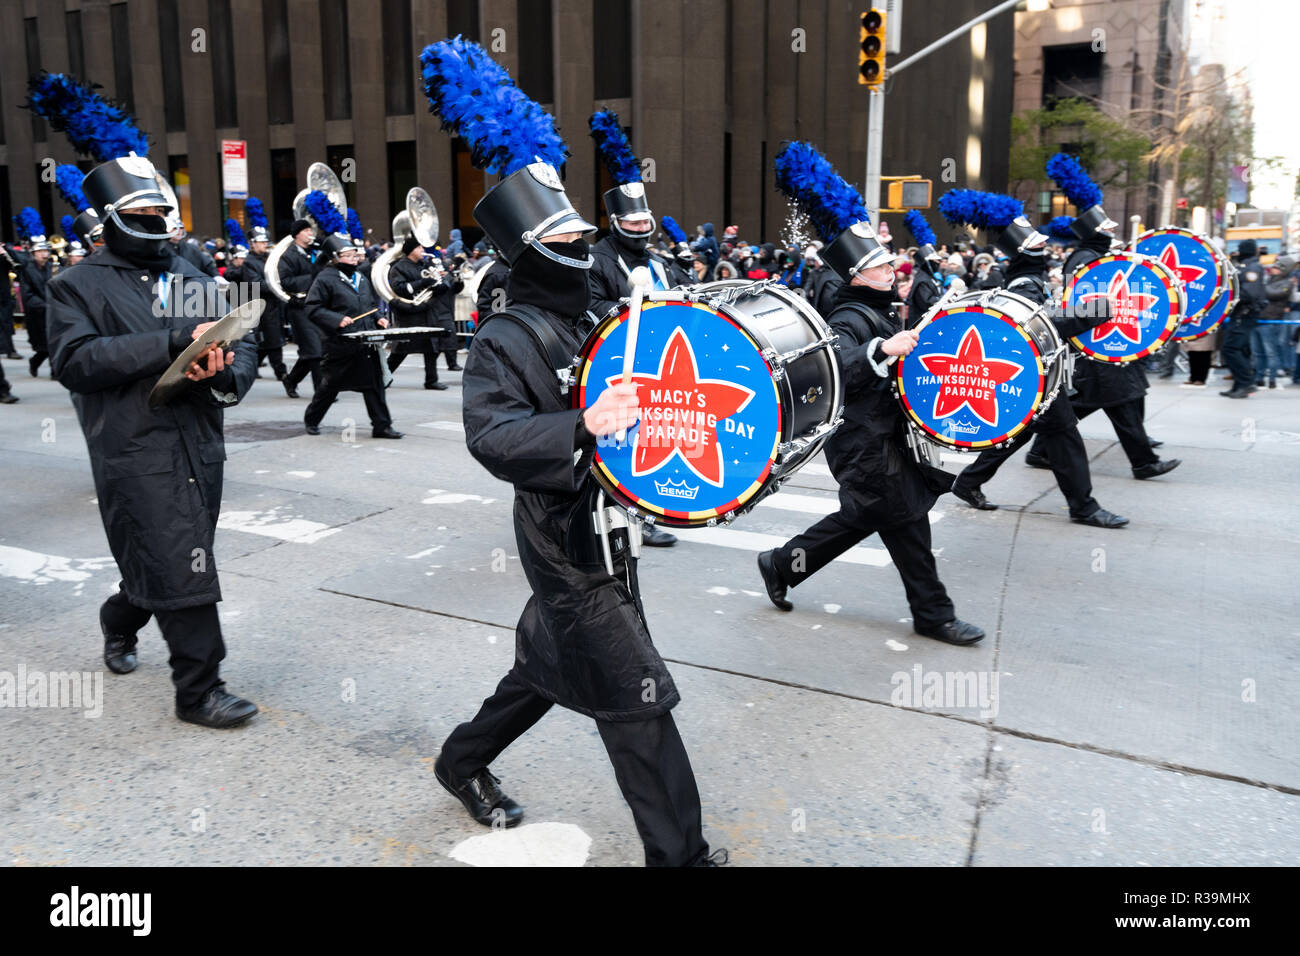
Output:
[
  {"xmin": 835, "ymin": 280, "xmax": 896, "ymax": 314},
  {"xmin": 1005, "ymin": 250, "xmax": 1048, "ymax": 282},
  {"xmin": 506, "ymin": 239, "xmax": 592, "ymax": 319},
  {"xmin": 104, "ymin": 214, "xmax": 175, "ymax": 271},
  {"xmin": 613, "ymin": 228, "xmax": 650, "ymax": 261},
  {"xmin": 335, "ymin": 258, "xmax": 358, "ymax": 276}
]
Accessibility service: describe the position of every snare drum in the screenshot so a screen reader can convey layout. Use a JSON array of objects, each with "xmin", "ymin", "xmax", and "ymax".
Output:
[
  {"xmin": 572, "ymin": 279, "xmax": 842, "ymax": 527},
  {"xmin": 1063, "ymin": 252, "xmax": 1183, "ymax": 363},
  {"xmin": 894, "ymin": 289, "xmax": 1066, "ymax": 453}
]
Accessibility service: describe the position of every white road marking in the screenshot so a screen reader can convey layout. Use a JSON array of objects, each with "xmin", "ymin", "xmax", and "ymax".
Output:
[
  {"xmin": 422, "ymin": 489, "xmax": 498, "ymax": 505},
  {"xmin": 406, "ymin": 546, "xmax": 445, "ymax": 559},
  {"xmin": 0, "ymin": 546, "xmax": 115, "ymax": 585},
  {"xmin": 417, "ymin": 420, "xmax": 465, "ymax": 432},
  {"xmin": 448, "ymin": 822, "xmax": 591, "ymax": 867},
  {"xmin": 885, "ymin": 639, "xmax": 909, "ymax": 652},
  {"xmin": 824, "ymin": 603, "xmax": 842, "ymax": 614},
  {"xmin": 671, "ymin": 526, "xmax": 891, "ymax": 566},
  {"xmin": 758, "ymin": 490, "xmax": 943, "ymax": 524},
  {"xmin": 218, "ymin": 509, "xmax": 342, "ymax": 544},
  {"xmin": 286, "ymin": 470, "xmax": 316, "ymax": 478}
]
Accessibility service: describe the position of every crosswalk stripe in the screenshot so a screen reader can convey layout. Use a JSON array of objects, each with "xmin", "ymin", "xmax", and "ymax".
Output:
[{"xmin": 668, "ymin": 525, "xmax": 892, "ymax": 567}]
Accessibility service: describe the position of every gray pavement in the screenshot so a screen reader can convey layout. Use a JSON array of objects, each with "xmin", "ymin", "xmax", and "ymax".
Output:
[{"xmin": 2, "ymin": 336, "xmax": 1298, "ymax": 866}]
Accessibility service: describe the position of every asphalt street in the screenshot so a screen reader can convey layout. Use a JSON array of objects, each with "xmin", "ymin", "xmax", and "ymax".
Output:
[{"xmin": 2, "ymin": 334, "xmax": 1298, "ymax": 867}]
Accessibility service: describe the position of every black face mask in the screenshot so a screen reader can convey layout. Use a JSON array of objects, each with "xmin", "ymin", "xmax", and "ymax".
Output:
[
  {"xmin": 614, "ymin": 230, "xmax": 650, "ymax": 258},
  {"xmin": 336, "ymin": 260, "xmax": 358, "ymax": 276},
  {"xmin": 103, "ymin": 214, "xmax": 174, "ymax": 271},
  {"xmin": 506, "ymin": 239, "xmax": 592, "ymax": 317}
]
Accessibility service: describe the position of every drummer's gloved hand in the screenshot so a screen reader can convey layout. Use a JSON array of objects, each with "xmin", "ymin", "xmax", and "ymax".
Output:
[{"xmin": 168, "ymin": 322, "xmax": 204, "ymax": 358}]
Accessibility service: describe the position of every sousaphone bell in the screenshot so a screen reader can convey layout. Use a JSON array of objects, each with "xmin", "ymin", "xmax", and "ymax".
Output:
[
  {"xmin": 372, "ymin": 187, "xmax": 441, "ymax": 308},
  {"xmin": 264, "ymin": 162, "xmax": 349, "ymax": 303}
]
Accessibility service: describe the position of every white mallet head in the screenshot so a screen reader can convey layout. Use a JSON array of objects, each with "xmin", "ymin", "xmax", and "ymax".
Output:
[{"xmin": 629, "ymin": 266, "xmax": 652, "ymax": 289}]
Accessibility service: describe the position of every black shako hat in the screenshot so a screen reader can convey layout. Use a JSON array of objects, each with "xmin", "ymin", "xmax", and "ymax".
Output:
[{"xmin": 473, "ymin": 162, "xmax": 596, "ymax": 268}]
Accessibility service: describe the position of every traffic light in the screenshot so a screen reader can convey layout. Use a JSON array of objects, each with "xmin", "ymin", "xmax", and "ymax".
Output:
[
  {"xmin": 859, "ymin": 8, "xmax": 886, "ymax": 89},
  {"xmin": 886, "ymin": 179, "xmax": 933, "ymax": 211}
]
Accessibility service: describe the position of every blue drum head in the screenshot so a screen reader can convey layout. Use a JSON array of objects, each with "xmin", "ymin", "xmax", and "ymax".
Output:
[
  {"xmin": 1064, "ymin": 253, "xmax": 1182, "ymax": 363},
  {"xmin": 1134, "ymin": 227, "xmax": 1224, "ymax": 326}
]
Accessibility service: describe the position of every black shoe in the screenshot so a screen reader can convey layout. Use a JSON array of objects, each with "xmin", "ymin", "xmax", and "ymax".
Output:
[
  {"xmin": 5, "ymin": 352, "xmax": 20, "ymax": 360},
  {"xmin": 1133, "ymin": 458, "xmax": 1180, "ymax": 480},
  {"xmin": 176, "ymin": 686, "xmax": 258, "ymax": 728},
  {"xmin": 283, "ymin": 381, "xmax": 300, "ymax": 399},
  {"xmin": 275, "ymin": 367, "xmax": 286, "ymax": 381},
  {"xmin": 952, "ymin": 484, "xmax": 998, "ymax": 510},
  {"xmin": 29, "ymin": 358, "xmax": 40, "ymax": 377},
  {"xmin": 304, "ymin": 423, "xmax": 320, "ymax": 435},
  {"xmin": 1148, "ymin": 437, "xmax": 1163, "ymax": 448},
  {"xmin": 372, "ymin": 426, "xmax": 404, "ymax": 439},
  {"xmin": 446, "ymin": 364, "xmax": 462, "ymax": 371},
  {"xmin": 757, "ymin": 550, "xmax": 792, "ymax": 611},
  {"xmin": 434, "ymin": 756, "xmax": 524, "ymax": 828},
  {"xmin": 0, "ymin": 393, "xmax": 17, "ymax": 404},
  {"xmin": 914, "ymin": 619, "xmax": 985, "ymax": 646},
  {"xmin": 424, "ymin": 382, "xmax": 449, "ymax": 390},
  {"xmin": 1071, "ymin": 508, "xmax": 1129, "ymax": 529},
  {"xmin": 1024, "ymin": 451, "xmax": 1051, "ymax": 469},
  {"xmin": 100, "ymin": 606, "xmax": 138, "ymax": 674},
  {"xmin": 695, "ymin": 848, "xmax": 730, "ymax": 867},
  {"xmin": 1268, "ymin": 380, "xmax": 1278, "ymax": 389},
  {"xmin": 641, "ymin": 525, "xmax": 677, "ymax": 547},
  {"xmin": 1219, "ymin": 389, "xmax": 1250, "ymax": 399}
]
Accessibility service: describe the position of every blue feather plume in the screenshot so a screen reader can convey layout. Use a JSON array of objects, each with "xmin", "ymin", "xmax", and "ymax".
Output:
[
  {"xmin": 225, "ymin": 217, "xmax": 247, "ymax": 248},
  {"xmin": 14, "ymin": 207, "xmax": 46, "ymax": 241},
  {"xmin": 1047, "ymin": 216, "xmax": 1076, "ymax": 240},
  {"xmin": 903, "ymin": 209, "xmax": 936, "ymax": 247},
  {"xmin": 937, "ymin": 189, "xmax": 1023, "ymax": 230},
  {"xmin": 26, "ymin": 72, "xmax": 149, "ymax": 163},
  {"xmin": 61, "ymin": 214, "xmax": 78, "ymax": 242},
  {"xmin": 419, "ymin": 36, "xmax": 568, "ymax": 176},
  {"xmin": 773, "ymin": 141, "xmax": 869, "ymax": 244},
  {"xmin": 660, "ymin": 215, "xmax": 687, "ymax": 244},
  {"xmin": 1045, "ymin": 153, "xmax": 1103, "ymax": 210},
  {"xmin": 304, "ymin": 190, "xmax": 347, "ymax": 236},
  {"xmin": 346, "ymin": 208, "xmax": 364, "ymax": 242},
  {"xmin": 55, "ymin": 164, "xmax": 92, "ymax": 212},
  {"xmin": 589, "ymin": 110, "xmax": 641, "ymax": 185},
  {"xmin": 246, "ymin": 197, "xmax": 268, "ymax": 229}
]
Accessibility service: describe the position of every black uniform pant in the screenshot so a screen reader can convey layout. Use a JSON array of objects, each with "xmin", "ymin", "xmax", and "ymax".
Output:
[
  {"xmin": 26, "ymin": 310, "xmax": 48, "ymax": 373},
  {"xmin": 0, "ymin": 301, "xmax": 14, "ymax": 354},
  {"xmin": 1221, "ymin": 320, "xmax": 1254, "ymax": 390},
  {"xmin": 304, "ymin": 381, "xmax": 393, "ymax": 432},
  {"xmin": 772, "ymin": 512, "xmax": 955, "ymax": 631},
  {"xmin": 388, "ymin": 343, "xmax": 440, "ymax": 386},
  {"xmin": 284, "ymin": 356, "xmax": 321, "ymax": 391},
  {"xmin": 440, "ymin": 670, "xmax": 710, "ymax": 868},
  {"xmin": 1187, "ymin": 351, "xmax": 1212, "ymax": 383},
  {"xmin": 100, "ymin": 584, "xmax": 225, "ymax": 708},
  {"xmin": 1029, "ymin": 400, "xmax": 1157, "ymax": 470},
  {"xmin": 954, "ymin": 423, "xmax": 1099, "ymax": 519},
  {"xmin": 0, "ymin": 357, "xmax": 11, "ymax": 396}
]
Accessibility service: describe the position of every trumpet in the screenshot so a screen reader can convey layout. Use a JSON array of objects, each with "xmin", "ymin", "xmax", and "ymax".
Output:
[{"xmin": 419, "ymin": 255, "xmax": 447, "ymax": 281}]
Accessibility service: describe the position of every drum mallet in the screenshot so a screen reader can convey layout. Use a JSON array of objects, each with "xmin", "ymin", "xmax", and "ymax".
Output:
[{"xmin": 615, "ymin": 266, "xmax": 652, "ymax": 447}]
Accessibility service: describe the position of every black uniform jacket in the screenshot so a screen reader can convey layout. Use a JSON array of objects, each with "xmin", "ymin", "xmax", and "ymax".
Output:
[
  {"xmin": 823, "ymin": 286, "xmax": 952, "ymax": 529},
  {"xmin": 279, "ymin": 242, "xmax": 322, "ymax": 358},
  {"xmin": 906, "ymin": 263, "xmax": 942, "ymax": 326},
  {"xmin": 228, "ymin": 251, "xmax": 283, "ymax": 346},
  {"xmin": 474, "ymin": 258, "xmax": 511, "ymax": 319},
  {"xmin": 1063, "ymin": 241, "xmax": 1147, "ymax": 408},
  {"xmin": 20, "ymin": 258, "xmax": 51, "ymax": 350},
  {"xmin": 46, "ymin": 250, "xmax": 257, "ymax": 611},
  {"xmin": 306, "ymin": 265, "xmax": 386, "ymax": 392},
  {"xmin": 389, "ymin": 254, "xmax": 462, "ymax": 353},
  {"xmin": 588, "ymin": 235, "xmax": 677, "ymax": 321},
  {"xmin": 463, "ymin": 307, "xmax": 679, "ymax": 721}
]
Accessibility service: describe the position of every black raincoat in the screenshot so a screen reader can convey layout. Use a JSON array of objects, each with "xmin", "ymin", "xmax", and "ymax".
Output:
[
  {"xmin": 306, "ymin": 265, "xmax": 386, "ymax": 392},
  {"xmin": 19, "ymin": 257, "xmax": 51, "ymax": 352},
  {"xmin": 279, "ymin": 242, "xmax": 323, "ymax": 359},
  {"xmin": 46, "ymin": 251, "xmax": 257, "ymax": 611},
  {"xmin": 822, "ymin": 286, "xmax": 952, "ymax": 529},
  {"xmin": 463, "ymin": 306, "xmax": 679, "ymax": 721}
]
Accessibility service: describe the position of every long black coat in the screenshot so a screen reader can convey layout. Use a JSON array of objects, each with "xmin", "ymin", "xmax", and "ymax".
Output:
[
  {"xmin": 823, "ymin": 288, "xmax": 951, "ymax": 529},
  {"xmin": 230, "ymin": 251, "xmax": 284, "ymax": 349},
  {"xmin": 279, "ymin": 242, "xmax": 322, "ymax": 359},
  {"xmin": 306, "ymin": 265, "xmax": 386, "ymax": 391},
  {"xmin": 463, "ymin": 305, "xmax": 678, "ymax": 721},
  {"xmin": 1064, "ymin": 243, "xmax": 1147, "ymax": 408},
  {"xmin": 587, "ymin": 235, "xmax": 677, "ymax": 320},
  {"xmin": 46, "ymin": 251, "xmax": 257, "ymax": 611},
  {"xmin": 474, "ymin": 258, "xmax": 511, "ymax": 319},
  {"xmin": 20, "ymin": 258, "xmax": 51, "ymax": 351}
]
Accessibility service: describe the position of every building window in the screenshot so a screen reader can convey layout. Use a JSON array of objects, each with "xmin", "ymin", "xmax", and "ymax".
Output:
[
  {"xmin": 320, "ymin": 0, "xmax": 352, "ymax": 121},
  {"xmin": 327, "ymin": 143, "xmax": 355, "ymax": 209},
  {"xmin": 1042, "ymin": 43, "xmax": 1103, "ymax": 105},
  {"xmin": 447, "ymin": 0, "xmax": 479, "ymax": 43},
  {"xmin": 169, "ymin": 155, "xmax": 192, "ymax": 232},
  {"xmin": 25, "ymin": 18, "xmax": 43, "ymax": 141},
  {"xmin": 158, "ymin": 0, "xmax": 187, "ymax": 132},
  {"xmin": 209, "ymin": 0, "xmax": 238, "ymax": 127},
  {"xmin": 383, "ymin": 0, "xmax": 414, "ymax": 116},
  {"xmin": 270, "ymin": 147, "xmax": 297, "ymax": 236},
  {"xmin": 451, "ymin": 139, "xmax": 485, "ymax": 244},
  {"xmin": 263, "ymin": 0, "xmax": 292, "ymax": 124},
  {"xmin": 516, "ymin": 0, "xmax": 553, "ymax": 104},
  {"xmin": 66, "ymin": 11, "xmax": 86, "ymax": 80},
  {"xmin": 111, "ymin": 3, "xmax": 135, "ymax": 113},
  {"xmin": 387, "ymin": 140, "xmax": 417, "ymax": 224},
  {"xmin": 593, "ymin": 0, "xmax": 631, "ymax": 100}
]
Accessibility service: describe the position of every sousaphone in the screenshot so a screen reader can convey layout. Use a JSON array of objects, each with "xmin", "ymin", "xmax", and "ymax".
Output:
[
  {"xmin": 264, "ymin": 162, "xmax": 348, "ymax": 303},
  {"xmin": 372, "ymin": 187, "xmax": 441, "ymax": 307}
]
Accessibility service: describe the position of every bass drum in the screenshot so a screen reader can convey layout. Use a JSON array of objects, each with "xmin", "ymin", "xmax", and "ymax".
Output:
[
  {"xmin": 1062, "ymin": 251, "xmax": 1183, "ymax": 362},
  {"xmin": 895, "ymin": 289, "xmax": 1066, "ymax": 455},
  {"xmin": 572, "ymin": 279, "xmax": 842, "ymax": 527},
  {"xmin": 1176, "ymin": 250, "xmax": 1237, "ymax": 342}
]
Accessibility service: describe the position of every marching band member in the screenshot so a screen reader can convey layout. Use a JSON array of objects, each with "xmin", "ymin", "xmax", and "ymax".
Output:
[
  {"xmin": 939, "ymin": 189, "xmax": 1129, "ymax": 528},
  {"xmin": 902, "ymin": 210, "xmax": 943, "ymax": 325},
  {"xmin": 421, "ymin": 37, "xmax": 720, "ymax": 866},
  {"xmin": 385, "ymin": 236, "xmax": 459, "ymax": 390},
  {"xmin": 242, "ymin": 199, "xmax": 288, "ymax": 380},
  {"xmin": 586, "ymin": 109, "xmax": 677, "ymax": 548},
  {"xmin": 756, "ymin": 143, "xmax": 985, "ymax": 647},
  {"xmin": 47, "ymin": 153, "xmax": 260, "ymax": 728},
  {"xmin": 279, "ymin": 218, "xmax": 324, "ymax": 398},
  {"xmin": 15, "ymin": 211, "xmax": 53, "ymax": 378},
  {"xmin": 301, "ymin": 212, "xmax": 402, "ymax": 439}
]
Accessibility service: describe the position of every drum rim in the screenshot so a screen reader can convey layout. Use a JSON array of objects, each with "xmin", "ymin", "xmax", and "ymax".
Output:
[
  {"xmin": 1064, "ymin": 251, "xmax": 1184, "ymax": 364},
  {"xmin": 895, "ymin": 302, "xmax": 1049, "ymax": 449},
  {"xmin": 1133, "ymin": 227, "xmax": 1226, "ymax": 327},
  {"xmin": 1173, "ymin": 281, "xmax": 1232, "ymax": 341},
  {"xmin": 575, "ymin": 296, "xmax": 785, "ymax": 526}
]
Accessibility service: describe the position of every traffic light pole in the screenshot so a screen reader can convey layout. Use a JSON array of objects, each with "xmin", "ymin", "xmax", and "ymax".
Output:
[{"xmin": 863, "ymin": 0, "xmax": 1023, "ymax": 222}]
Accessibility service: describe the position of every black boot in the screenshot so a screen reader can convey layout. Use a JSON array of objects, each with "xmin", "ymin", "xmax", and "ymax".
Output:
[
  {"xmin": 434, "ymin": 756, "xmax": 524, "ymax": 828},
  {"xmin": 757, "ymin": 550, "xmax": 793, "ymax": 611}
]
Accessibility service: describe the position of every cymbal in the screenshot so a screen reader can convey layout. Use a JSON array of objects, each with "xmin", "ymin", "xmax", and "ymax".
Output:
[{"xmin": 148, "ymin": 299, "xmax": 266, "ymax": 408}]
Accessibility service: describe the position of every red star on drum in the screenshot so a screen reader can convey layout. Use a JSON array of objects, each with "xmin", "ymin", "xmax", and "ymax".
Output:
[
  {"xmin": 917, "ymin": 326, "xmax": 1024, "ymax": 428},
  {"xmin": 1158, "ymin": 244, "xmax": 1208, "ymax": 287},
  {"xmin": 1080, "ymin": 269, "xmax": 1160, "ymax": 345},
  {"xmin": 612, "ymin": 327, "xmax": 755, "ymax": 487}
]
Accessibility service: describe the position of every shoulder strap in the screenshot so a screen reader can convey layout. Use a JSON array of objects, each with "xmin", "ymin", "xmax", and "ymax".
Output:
[
  {"xmin": 832, "ymin": 299, "xmax": 892, "ymax": 339},
  {"xmin": 489, "ymin": 304, "xmax": 576, "ymax": 396}
]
